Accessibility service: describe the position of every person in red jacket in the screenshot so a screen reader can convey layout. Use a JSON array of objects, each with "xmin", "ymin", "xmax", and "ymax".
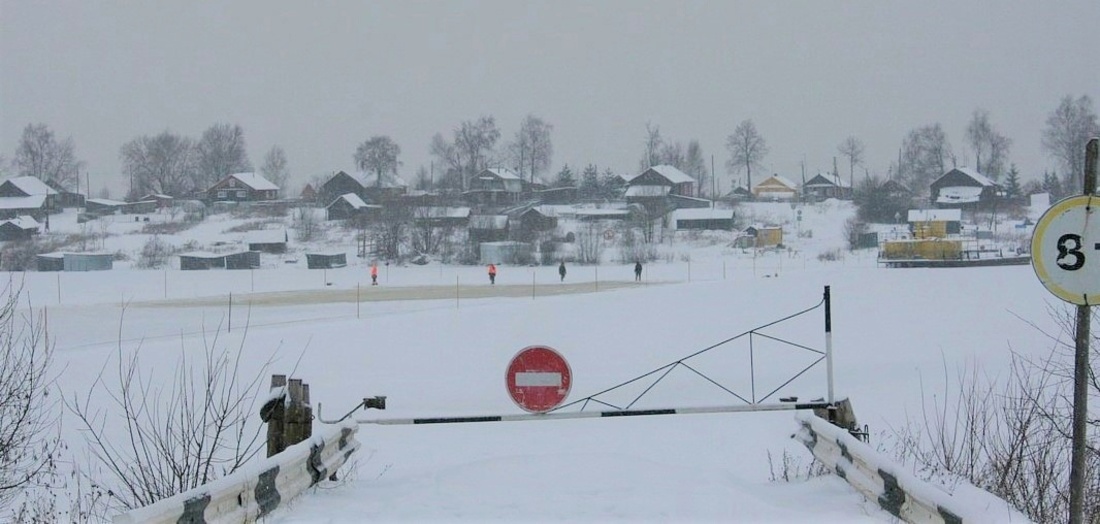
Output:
[
  {"xmin": 488, "ymin": 263, "xmax": 497, "ymax": 285},
  {"xmin": 370, "ymin": 262, "xmax": 379, "ymax": 285}
]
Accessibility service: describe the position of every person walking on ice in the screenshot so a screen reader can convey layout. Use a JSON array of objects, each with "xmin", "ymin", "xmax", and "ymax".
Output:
[
  {"xmin": 488, "ymin": 263, "xmax": 497, "ymax": 285},
  {"xmin": 371, "ymin": 262, "xmax": 379, "ymax": 285},
  {"xmin": 558, "ymin": 261, "xmax": 567, "ymax": 282},
  {"xmin": 634, "ymin": 261, "xmax": 643, "ymax": 282}
]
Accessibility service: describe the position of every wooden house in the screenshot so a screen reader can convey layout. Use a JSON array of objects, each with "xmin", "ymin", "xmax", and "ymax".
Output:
[
  {"xmin": 0, "ymin": 176, "xmax": 59, "ymax": 213},
  {"xmin": 60, "ymin": 253, "xmax": 113, "ymax": 271},
  {"xmin": 626, "ymin": 165, "xmax": 696, "ymax": 197},
  {"xmin": 0, "ymin": 194, "xmax": 48, "ymax": 221},
  {"xmin": 470, "ymin": 168, "xmax": 523, "ymax": 193},
  {"xmin": 319, "ymin": 171, "xmax": 407, "ymax": 205},
  {"xmin": 326, "ymin": 193, "xmax": 381, "ymax": 221},
  {"xmin": 468, "ymin": 215, "xmax": 510, "ymax": 243},
  {"xmin": 139, "ymin": 193, "xmax": 175, "ymax": 210},
  {"xmin": 46, "ymin": 179, "xmax": 86, "ymax": 208},
  {"xmin": 931, "ymin": 168, "xmax": 999, "ymax": 209},
  {"xmin": 0, "ymin": 216, "xmax": 39, "ymax": 241},
  {"xmin": 299, "ymin": 184, "xmax": 318, "ymax": 204},
  {"xmin": 179, "ymin": 252, "xmax": 228, "ymax": 270},
  {"xmin": 753, "ymin": 175, "xmax": 799, "ymax": 200},
  {"xmin": 412, "ymin": 206, "xmax": 471, "ymax": 228},
  {"xmin": 206, "ymin": 172, "xmax": 279, "ymax": 203},
  {"xmin": 802, "ymin": 174, "xmax": 852, "ymax": 200},
  {"xmin": 85, "ymin": 198, "xmax": 126, "ymax": 216},
  {"xmin": 721, "ymin": 186, "xmax": 753, "ymax": 202}
]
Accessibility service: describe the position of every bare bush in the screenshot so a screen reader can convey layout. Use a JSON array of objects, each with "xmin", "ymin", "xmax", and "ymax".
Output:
[
  {"xmin": 292, "ymin": 206, "xmax": 320, "ymax": 242},
  {"xmin": 617, "ymin": 228, "xmax": 657, "ymax": 264},
  {"xmin": 67, "ymin": 315, "xmax": 271, "ymax": 513},
  {"xmin": 767, "ymin": 449, "xmax": 829, "ymax": 483},
  {"xmin": 888, "ymin": 308, "xmax": 1100, "ymax": 523},
  {"xmin": 135, "ymin": 235, "xmax": 173, "ymax": 269},
  {"xmin": 574, "ymin": 223, "xmax": 605, "ymax": 264},
  {"xmin": 0, "ymin": 280, "xmax": 63, "ymax": 521},
  {"xmin": 843, "ymin": 217, "xmax": 867, "ymax": 251},
  {"xmin": 139, "ymin": 221, "xmax": 193, "ymax": 235}
]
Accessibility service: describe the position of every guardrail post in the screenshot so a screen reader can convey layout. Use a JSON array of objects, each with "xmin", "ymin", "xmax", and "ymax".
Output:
[{"xmin": 286, "ymin": 378, "xmax": 313, "ymax": 446}]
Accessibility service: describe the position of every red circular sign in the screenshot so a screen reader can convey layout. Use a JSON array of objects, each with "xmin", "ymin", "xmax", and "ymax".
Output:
[{"xmin": 506, "ymin": 345, "xmax": 572, "ymax": 413}]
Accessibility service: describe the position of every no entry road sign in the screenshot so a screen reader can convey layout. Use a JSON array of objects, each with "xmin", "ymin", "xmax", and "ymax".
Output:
[{"xmin": 506, "ymin": 345, "xmax": 572, "ymax": 413}]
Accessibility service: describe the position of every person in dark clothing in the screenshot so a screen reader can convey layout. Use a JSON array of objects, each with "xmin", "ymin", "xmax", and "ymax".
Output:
[
  {"xmin": 634, "ymin": 261, "xmax": 643, "ymax": 281},
  {"xmin": 558, "ymin": 261, "xmax": 567, "ymax": 282}
]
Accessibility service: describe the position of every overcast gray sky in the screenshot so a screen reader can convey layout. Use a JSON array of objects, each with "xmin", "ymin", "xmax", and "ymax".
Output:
[{"xmin": 2, "ymin": 1, "xmax": 1098, "ymax": 196}]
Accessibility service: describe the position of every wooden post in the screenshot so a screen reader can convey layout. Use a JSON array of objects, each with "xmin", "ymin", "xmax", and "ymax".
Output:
[
  {"xmin": 286, "ymin": 378, "xmax": 308, "ymax": 447},
  {"xmin": 262, "ymin": 374, "xmax": 287, "ymax": 457}
]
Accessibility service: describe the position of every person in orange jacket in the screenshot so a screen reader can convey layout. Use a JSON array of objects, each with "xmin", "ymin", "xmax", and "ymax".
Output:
[
  {"xmin": 488, "ymin": 263, "xmax": 497, "ymax": 285},
  {"xmin": 370, "ymin": 262, "xmax": 379, "ymax": 285}
]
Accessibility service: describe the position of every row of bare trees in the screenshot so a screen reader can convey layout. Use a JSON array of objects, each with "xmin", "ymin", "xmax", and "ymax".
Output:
[{"xmin": 119, "ymin": 124, "xmax": 289, "ymax": 199}]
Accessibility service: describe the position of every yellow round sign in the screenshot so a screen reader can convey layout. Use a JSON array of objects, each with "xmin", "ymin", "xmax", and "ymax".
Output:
[{"xmin": 1031, "ymin": 195, "xmax": 1100, "ymax": 305}]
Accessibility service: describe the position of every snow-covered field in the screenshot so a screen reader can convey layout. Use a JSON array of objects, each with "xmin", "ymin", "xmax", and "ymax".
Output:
[{"xmin": 30, "ymin": 200, "xmax": 1046, "ymax": 522}]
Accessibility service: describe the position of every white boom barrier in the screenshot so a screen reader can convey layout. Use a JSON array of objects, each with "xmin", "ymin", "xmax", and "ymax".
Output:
[
  {"xmin": 794, "ymin": 412, "xmax": 1022, "ymax": 524},
  {"xmin": 112, "ymin": 422, "xmax": 359, "ymax": 524}
]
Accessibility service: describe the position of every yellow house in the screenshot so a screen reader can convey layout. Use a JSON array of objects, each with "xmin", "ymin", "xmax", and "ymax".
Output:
[{"xmin": 752, "ymin": 175, "xmax": 799, "ymax": 200}]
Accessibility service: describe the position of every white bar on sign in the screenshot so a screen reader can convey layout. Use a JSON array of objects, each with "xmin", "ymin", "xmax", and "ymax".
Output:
[{"xmin": 515, "ymin": 372, "xmax": 561, "ymax": 387}]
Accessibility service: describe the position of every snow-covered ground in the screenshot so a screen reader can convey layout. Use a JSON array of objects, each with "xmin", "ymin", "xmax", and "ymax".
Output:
[{"xmin": 28, "ymin": 200, "xmax": 1045, "ymax": 522}]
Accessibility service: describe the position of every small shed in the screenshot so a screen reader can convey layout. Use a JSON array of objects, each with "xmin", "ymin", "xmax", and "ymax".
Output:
[
  {"xmin": 326, "ymin": 193, "xmax": 381, "ymax": 221},
  {"xmin": 908, "ymin": 209, "xmax": 962, "ymax": 239},
  {"xmin": 63, "ymin": 253, "xmax": 113, "ymax": 271},
  {"xmin": 742, "ymin": 225, "xmax": 784, "ymax": 248},
  {"xmin": 468, "ymin": 215, "xmax": 510, "ymax": 243},
  {"xmin": 479, "ymin": 241, "xmax": 534, "ymax": 265},
  {"xmin": 671, "ymin": 208, "xmax": 735, "ymax": 231},
  {"xmin": 516, "ymin": 208, "xmax": 558, "ymax": 232},
  {"xmin": 85, "ymin": 198, "xmax": 126, "ymax": 216},
  {"xmin": 246, "ymin": 230, "xmax": 288, "ymax": 254},
  {"xmin": 0, "ymin": 216, "xmax": 40, "ymax": 241},
  {"xmin": 36, "ymin": 253, "xmax": 64, "ymax": 272},
  {"xmin": 225, "ymin": 251, "xmax": 261, "ymax": 270},
  {"xmin": 179, "ymin": 252, "xmax": 227, "ymax": 270},
  {"xmin": 306, "ymin": 252, "xmax": 347, "ymax": 269}
]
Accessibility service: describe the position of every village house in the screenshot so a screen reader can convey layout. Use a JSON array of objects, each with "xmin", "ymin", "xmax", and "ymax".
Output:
[
  {"xmin": 752, "ymin": 175, "xmax": 799, "ymax": 200},
  {"xmin": 207, "ymin": 172, "xmax": 280, "ymax": 203},
  {"xmin": 930, "ymin": 168, "xmax": 999, "ymax": 209},
  {"xmin": 802, "ymin": 173, "xmax": 852, "ymax": 200}
]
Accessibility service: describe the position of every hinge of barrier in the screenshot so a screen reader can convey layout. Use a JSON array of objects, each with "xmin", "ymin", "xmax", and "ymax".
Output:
[{"xmin": 317, "ymin": 396, "xmax": 386, "ymax": 424}]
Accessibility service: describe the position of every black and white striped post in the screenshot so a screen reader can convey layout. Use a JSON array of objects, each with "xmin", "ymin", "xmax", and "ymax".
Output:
[
  {"xmin": 825, "ymin": 285, "xmax": 834, "ymax": 404},
  {"xmin": 341, "ymin": 401, "xmax": 832, "ymax": 426}
]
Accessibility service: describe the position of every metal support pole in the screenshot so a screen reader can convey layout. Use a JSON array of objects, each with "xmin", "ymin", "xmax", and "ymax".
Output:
[
  {"xmin": 825, "ymin": 286, "xmax": 834, "ymax": 405},
  {"xmin": 228, "ymin": 292, "xmax": 232, "ymax": 333},
  {"xmin": 1069, "ymin": 137, "xmax": 1097, "ymax": 524}
]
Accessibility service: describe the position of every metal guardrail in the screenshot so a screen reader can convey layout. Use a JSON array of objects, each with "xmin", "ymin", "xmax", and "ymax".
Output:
[{"xmin": 112, "ymin": 422, "xmax": 359, "ymax": 524}]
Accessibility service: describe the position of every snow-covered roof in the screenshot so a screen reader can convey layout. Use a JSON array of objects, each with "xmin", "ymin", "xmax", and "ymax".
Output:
[
  {"xmin": 329, "ymin": 193, "xmax": 371, "ymax": 209},
  {"xmin": 416, "ymin": 206, "xmax": 471, "ymax": 219},
  {"xmin": 227, "ymin": 172, "xmax": 279, "ymax": 191},
  {"xmin": 624, "ymin": 185, "xmax": 670, "ymax": 198},
  {"xmin": 936, "ymin": 186, "xmax": 983, "ymax": 204},
  {"xmin": 938, "ymin": 167, "xmax": 996, "ymax": 187},
  {"xmin": 469, "ymin": 215, "xmax": 509, "ymax": 230},
  {"xmin": 246, "ymin": 229, "xmax": 288, "ymax": 244},
  {"xmin": 482, "ymin": 168, "xmax": 521, "ymax": 180},
  {"xmin": 3, "ymin": 176, "xmax": 57, "ymax": 196},
  {"xmin": 646, "ymin": 165, "xmax": 695, "ymax": 185},
  {"xmin": 1, "ymin": 216, "xmax": 40, "ymax": 230},
  {"xmin": 86, "ymin": 198, "xmax": 127, "ymax": 206},
  {"xmin": 141, "ymin": 193, "xmax": 174, "ymax": 200},
  {"xmin": 908, "ymin": 209, "xmax": 962, "ymax": 222},
  {"xmin": 755, "ymin": 175, "xmax": 798, "ymax": 190},
  {"xmin": 671, "ymin": 208, "xmax": 734, "ymax": 221},
  {"xmin": 804, "ymin": 173, "xmax": 851, "ymax": 188},
  {"xmin": 0, "ymin": 195, "xmax": 47, "ymax": 209},
  {"xmin": 575, "ymin": 209, "xmax": 630, "ymax": 218},
  {"xmin": 177, "ymin": 251, "xmax": 225, "ymax": 259}
]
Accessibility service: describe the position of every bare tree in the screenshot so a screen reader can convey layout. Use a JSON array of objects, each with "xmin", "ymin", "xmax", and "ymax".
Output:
[
  {"xmin": 684, "ymin": 140, "xmax": 708, "ymax": 197},
  {"xmin": 413, "ymin": 165, "xmax": 433, "ymax": 191},
  {"xmin": 507, "ymin": 115, "xmax": 553, "ymax": 184},
  {"xmin": 193, "ymin": 123, "xmax": 252, "ymax": 191},
  {"xmin": 119, "ymin": 131, "xmax": 196, "ymax": 198},
  {"xmin": 0, "ymin": 282, "xmax": 62, "ymax": 520},
  {"xmin": 429, "ymin": 133, "xmax": 463, "ymax": 190},
  {"xmin": 354, "ymin": 136, "xmax": 402, "ymax": 188},
  {"xmin": 725, "ymin": 119, "xmax": 769, "ymax": 192},
  {"xmin": 965, "ymin": 109, "xmax": 1012, "ymax": 180},
  {"xmin": 640, "ymin": 122, "xmax": 663, "ymax": 171},
  {"xmin": 1042, "ymin": 95, "xmax": 1100, "ymax": 190},
  {"xmin": 411, "ymin": 206, "xmax": 451, "ymax": 255},
  {"xmin": 372, "ymin": 203, "xmax": 411, "ymax": 260},
  {"xmin": 259, "ymin": 145, "xmax": 290, "ymax": 196},
  {"xmin": 13, "ymin": 123, "xmax": 84, "ymax": 190},
  {"xmin": 67, "ymin": 316, "xmax": 270, "ymax": 513},
  {"xmin": 837, "ymin": 136, "xmax": 865, "ymax": 187},
  {"xmin": 453, "ymin": 116, "xmax": 500, "ymax": 191},
  {"xmin": 899, "ymin": 123, "xmax": 952, "ymax": 196}
]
